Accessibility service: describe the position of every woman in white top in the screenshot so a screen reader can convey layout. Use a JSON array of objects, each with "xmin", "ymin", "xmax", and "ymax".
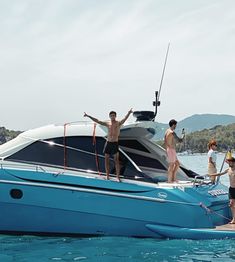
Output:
[{"xmin": 207, "ymin": 139, "xmax": 217, "ymax": 183}]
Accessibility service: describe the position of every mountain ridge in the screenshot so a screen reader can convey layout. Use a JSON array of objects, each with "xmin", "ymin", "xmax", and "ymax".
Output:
[{"xmin": 177, "ymin": 113, "xmax": 235, "ymax": 132}]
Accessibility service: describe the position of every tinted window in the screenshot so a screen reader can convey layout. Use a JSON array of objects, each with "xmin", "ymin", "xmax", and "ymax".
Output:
[
  {"xmin": 119, "ymin": 139, "xmax": 150, "ymax": 153},
  {"xmin": 46, "ymin": 136, "xmax": 106, "ymax": 155},
  {"xmin": 6, "ymin": 136, "xmax": 107, "ymax": 173},
  {"xmin": 125, "ymin": 152, "xmax": 166, "ymax": 170}
]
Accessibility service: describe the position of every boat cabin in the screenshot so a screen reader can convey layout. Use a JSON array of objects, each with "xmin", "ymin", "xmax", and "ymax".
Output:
[{"xmin": 0, "ymin": 122, "xmax": 191, "ymax": 183}]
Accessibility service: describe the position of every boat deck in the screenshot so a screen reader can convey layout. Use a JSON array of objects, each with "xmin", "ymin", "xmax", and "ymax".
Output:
[{"xmin": 216, "ymin": 223, "xmax": 235, "ymax": 231}]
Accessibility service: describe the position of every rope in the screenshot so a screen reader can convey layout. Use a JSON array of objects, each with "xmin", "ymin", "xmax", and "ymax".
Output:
[
  {"xmin": 93, "ymin": 123, "xmax": 101, "ymax": 176},
  {"xmin": 199, "ymin": 202, "xmax": 211, "ymax": 213},
  {"xmin": 63, "ymin": 123, "xmax": 68, "ymax": 171},
  {"xmin": 199, "ymin": 202, "xmax": 231, "ymax": 221}
]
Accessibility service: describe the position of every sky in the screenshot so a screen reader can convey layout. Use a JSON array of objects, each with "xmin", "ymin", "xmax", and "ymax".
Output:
[{"xmin": 0, "ymin": 0, "xmax": 234, "ymax": 131}]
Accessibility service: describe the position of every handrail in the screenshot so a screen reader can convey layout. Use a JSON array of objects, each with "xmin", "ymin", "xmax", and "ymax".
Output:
[
  {"xmin": 193, "ymin": 174, "xmax": 212, "ymax": 186},
  {"xmin": 0, "ymin": 161, "xmax": 102, "ymax": 176}
]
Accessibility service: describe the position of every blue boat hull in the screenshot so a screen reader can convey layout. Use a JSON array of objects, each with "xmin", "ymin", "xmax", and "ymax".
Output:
[
  {"xmin": 0, "ymin": 168, "xmax": 232, "ymax": 238},
  {"xmin": 0, "ymin": 202, "xmax": 165, "ymax": 237},
  {"xmin": 0, "ymin": 179, "xmax": 168, "ymax": 237}
]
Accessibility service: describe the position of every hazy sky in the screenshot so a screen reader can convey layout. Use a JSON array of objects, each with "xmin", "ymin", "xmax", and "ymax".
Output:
[{"xmin": 1, "ymin": 0, "xmax": 234, "ymax": 130}]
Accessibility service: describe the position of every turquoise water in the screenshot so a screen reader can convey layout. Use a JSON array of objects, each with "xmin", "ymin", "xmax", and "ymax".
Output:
[
  {"xmin": 1, "ymin": 235, "xmax": 235, "ymax": 261},
  {"xmin": 1, "ymin": 154, "xmax": 235, "ymax": 262}
]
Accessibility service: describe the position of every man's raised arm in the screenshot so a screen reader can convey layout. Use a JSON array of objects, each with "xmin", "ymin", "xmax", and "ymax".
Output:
[
  {"xmin": 119, "ymin": 109, "xmax": 133, "ymax": 125},
  {"xmin": 84, "ymin": 112, "xmax": 107, "ymax": 126}
]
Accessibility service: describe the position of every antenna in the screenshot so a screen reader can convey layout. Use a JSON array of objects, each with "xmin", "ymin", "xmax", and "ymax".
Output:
[
  {"xmin": 153, "ymin": 42, "xmax": 170, "ymax": 120},
  {"xmin": 133, "ymin": 43, "xmax": 171, "ymax": 123}
]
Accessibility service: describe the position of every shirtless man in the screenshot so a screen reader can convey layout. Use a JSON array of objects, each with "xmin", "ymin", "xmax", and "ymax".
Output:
[
  {"xmin": 164, "ymin": 119, "xmax": 184, "ymax": 183},
  {"xmin": 84, "ymin": 109, "xmax": 133, "ymax": 181},
  {"xmin": 209, "ymin": 157, "xmax": 235, "ymax": 224}
]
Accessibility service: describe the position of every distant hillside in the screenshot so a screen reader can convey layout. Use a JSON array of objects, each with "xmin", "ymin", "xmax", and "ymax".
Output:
[
  {"xmin": 156, "ymin": 122, "xmax": 235, "ymax": 153},
  {"xmin": 155, "ymin": 114, "xmax": 235, "ymax": 140},
  {"xmin": 177, "ymin": 114, "xmax": 235, "ymax": 133},
  {"xmin": 177, "ymin": 123, "xmax": 235, "ymax": 153}
]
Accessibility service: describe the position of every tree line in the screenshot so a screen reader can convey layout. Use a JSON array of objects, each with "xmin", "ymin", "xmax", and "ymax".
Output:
[{"xmin": 157, "ymin": 123, "xmax": 235, "ymax": 153}]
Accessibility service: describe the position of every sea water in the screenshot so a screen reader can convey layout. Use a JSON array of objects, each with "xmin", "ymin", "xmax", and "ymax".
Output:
[{"xmin": 1, "ymin": 154, "xmax": 235, "ymax": 262}]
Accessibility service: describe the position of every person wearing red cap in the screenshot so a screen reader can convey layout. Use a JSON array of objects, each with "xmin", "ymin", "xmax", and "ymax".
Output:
[{"xmin": 207, "ymin": 139, "xmax": 217, "ymax": 183}]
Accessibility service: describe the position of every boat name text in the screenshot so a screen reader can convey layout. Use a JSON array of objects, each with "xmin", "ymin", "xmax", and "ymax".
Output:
[{"xmin": 208, "ymin": 189, "xmax": 228, "ymax": 197}]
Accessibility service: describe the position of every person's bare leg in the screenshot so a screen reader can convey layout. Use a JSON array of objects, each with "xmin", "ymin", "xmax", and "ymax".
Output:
[
  {"xmin": 210, "ymin": 175, "xmax": 216, "ymax": 184},
  {"xmin": 229, "ymin": 199, "xmax": 235, "ymax": 224},
  {"xmin": 168, "ymin": 163, "xmax": 174, "ymax": 183},
  {"xmin": 114, "ymin": 152, "xmax": 121, "ymax": 182},
  {"xmin": 105, "ymin": 154, "xmax": 110, "ymax": 180},
  {"xmin": 172, "ymin": 160, "xmax": 180, "ymax": 182}
]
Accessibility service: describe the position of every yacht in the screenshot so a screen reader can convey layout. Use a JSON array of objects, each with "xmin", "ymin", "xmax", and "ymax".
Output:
[{"xmin": 0, "ymin": 101, "xmax": 234, "ymax": 239}]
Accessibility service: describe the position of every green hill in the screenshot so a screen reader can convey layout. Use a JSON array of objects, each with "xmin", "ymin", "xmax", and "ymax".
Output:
[
  {"xmin": 155, "ymin": 114, "xmax": 235, "ymax": 140},
  {"xmin": 157, "ymin": 123, "xmax": 235, "ymax": 153},
  {"xmin": 179, "ymin": 123, "xmax": 235, "ymax": 153}
]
